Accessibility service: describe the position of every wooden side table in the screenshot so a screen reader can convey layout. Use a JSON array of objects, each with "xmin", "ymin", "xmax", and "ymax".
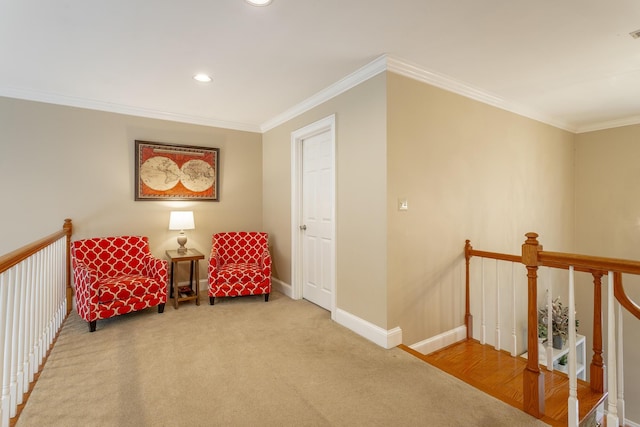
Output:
[{"xmin": 166, "ymin": 248, "xmax": 205, "ymax": 309}]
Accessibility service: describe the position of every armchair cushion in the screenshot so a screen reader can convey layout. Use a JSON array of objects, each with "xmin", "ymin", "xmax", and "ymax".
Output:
[{"xmin": 72, "ymin": 236, "xmax": 167, "ymax": 331}]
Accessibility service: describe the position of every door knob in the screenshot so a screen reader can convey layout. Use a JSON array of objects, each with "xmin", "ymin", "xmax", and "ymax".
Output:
[{"xmin": 299, "ymin": 225, "xmax": 307, "ymax": 230}]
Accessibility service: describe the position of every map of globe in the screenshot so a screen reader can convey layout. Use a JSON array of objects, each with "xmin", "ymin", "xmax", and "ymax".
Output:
[
  {"xmin": 181, "ymin": 159, "xmax": 215, "ymax": 191},
  {"xmin": 139, "ymin": 156, "xmax": 181, "ymax": 191},
  {"xmin": 139, "ymin": 156, "xmax": 214, "ymax": 192}
]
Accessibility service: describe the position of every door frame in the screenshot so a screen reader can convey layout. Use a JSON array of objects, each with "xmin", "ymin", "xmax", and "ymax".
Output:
[{"xmin": 290, "ymin": 114, "xmax": 336, "ymax": 318}]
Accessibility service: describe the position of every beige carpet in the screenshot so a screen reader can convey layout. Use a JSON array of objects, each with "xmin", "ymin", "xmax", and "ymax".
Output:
[{"xmin": 17, "ymin": 292, "xmax": 549, "ymax": 427}]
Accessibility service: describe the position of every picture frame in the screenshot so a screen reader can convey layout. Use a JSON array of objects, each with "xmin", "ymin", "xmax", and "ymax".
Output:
[{"xmin": 134, "ymin": 140, "xmax": 219, "ymax": 201}]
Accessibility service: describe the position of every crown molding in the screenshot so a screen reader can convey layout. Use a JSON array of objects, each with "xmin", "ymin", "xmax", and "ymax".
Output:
[
  {"xmin": 260, "ymin": 55, "xmax": 388, "ymax": 132},
  {"xmin": 7, "ymin": 56, "xmax": 631, "ymax": 135},
  {"xmin": 0, "ymin": 87, "xmax": 261, "ymax": 133},
  {"xmin": 385, "ymin": 55, "xmax": 577, "ymax": 133},
  {"xmin": 575, "ymin": 115, "xmax": 640, "ymax": 134},
  {"xmin": 260, "ymin": 54, "xmax": 578, "ymax": 134}
]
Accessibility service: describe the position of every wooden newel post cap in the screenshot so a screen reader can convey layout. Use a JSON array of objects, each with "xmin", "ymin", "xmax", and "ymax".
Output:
[{"xmin": 522, "ymin": 232, "xmax": 542, "ymax": 266}]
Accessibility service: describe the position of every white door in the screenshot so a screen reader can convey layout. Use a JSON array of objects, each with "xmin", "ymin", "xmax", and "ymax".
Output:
[{"xmin": 291, "ymin": 115, "xmax": 335, "ymax": 313}]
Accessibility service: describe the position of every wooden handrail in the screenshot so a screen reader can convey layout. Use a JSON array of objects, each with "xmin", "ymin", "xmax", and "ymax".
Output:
[
  {"xmin": 0, "ymin": 219, "xmax": 73, "ymax": 312},
  {"xmin": 540, "ymin": 251, "xmax": 640, "ymax": 276},
  {"xmin": 0, "ymin": 219, "xmax": 72, "ymax": 273},
  {"xmin": 614, "ymin": 271, "xmax": 640, "ymax": 321},
  {"xmin": 467, "ymin": 248, "xmax": 521, "ymax": 263}
]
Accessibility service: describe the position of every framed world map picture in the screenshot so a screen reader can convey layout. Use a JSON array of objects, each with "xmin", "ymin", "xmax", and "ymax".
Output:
[{"xmin": 134, "ymin": 140, "xmax": 219, "ymax": 201}]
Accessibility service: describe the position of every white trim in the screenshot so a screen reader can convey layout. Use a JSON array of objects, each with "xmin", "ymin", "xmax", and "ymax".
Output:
[
  {"xmin": 270, "ymin": 277, "xmax": 293, "ymax": 299},
  {"xmin": 625, "ymin": 418, "xmax": 640, "ymax": 427},
  {"xmin": 3, "ymin": 56, "xmax": 635, "ymax": 135},
  {"xmin": 261, "ymin": 56, "xmax": 387, "ymax": 132},
  {"xmin": 386, "ymin": 56, "xmax": 576, "ymax": 133},
  {"xmin": 576, "ymin": 115, "xmax": 640, "ymax": 134},
  {"xmin": 335, "ymin": 308, "xmax": 402, "ymax": 349},
  {"xmin": 0, "ymin": 87, "xmax": 261, "ymax": 133},
  {"xmin": 290, "ymin": 115, "xmax": 337, "ymax": 318},
  {"xmin": 260, "ymin": 54, "xmax": 582, "ymax": 134},
  {"xmin": 409, "ymin": 326, "xmax": 467, "ymax": 355}
]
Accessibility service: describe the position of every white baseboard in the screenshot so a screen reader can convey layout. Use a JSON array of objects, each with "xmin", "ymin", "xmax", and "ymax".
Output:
[
  {"xmin": 271, "ymin": 277, "xmax": 293, "ymax": 298},
  {"xmin": 409, "ymin": 325, "xmax": 467, "ymax": 355},
  {"xmin": 334, "ymin": 308, "xmax": 402, "ymax": 349}
]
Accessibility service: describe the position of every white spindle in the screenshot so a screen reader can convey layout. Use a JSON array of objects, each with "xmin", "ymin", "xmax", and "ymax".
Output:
[
  {"xmin": 27, "ymin": 255, "xmax": 37, "ymax": 383},
  {"xmin": 606, "ymin": 272, "xmax": 619, "ymax": 426},
  {"xmin": 16, "ymin": 262, "xmax": 26, "ymax": 405},
  {"xmin": 0, "ymin": 272, "xmax": 8, "ymax": 427},
  {"xmin": 567, "ymin": 266, "xmax": 578, "ymax": 426},
  {"xmin": 545, "ymin": 285, "xmax": 553, "ymax": 371},
  {"xmin": 510, "ymin": 262, "xmax": 517, "ymax": 356},
  {"xmin": 35, "ymin": 251, "xmax": 44, "ymax": 366},
  {"xmin": 9, "ymin": 266, "xmax": 20, "ymax": 417},
  {"xmin": 495, "ymin": 260, "xmax": 501, "ymax": 351},
  {"xmin": 617, "ymin": 302, "xmax": 625, "ymax": 426},
  {"xmin": 481, "ymin": 259, "xmax": 486, "ymax": 345},
  {"xmin": 1, "ymin": 267, "xmax": 16, "ymax": 427}
]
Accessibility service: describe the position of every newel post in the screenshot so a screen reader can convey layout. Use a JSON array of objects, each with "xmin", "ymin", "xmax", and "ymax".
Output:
[
  {"xmin": 64, "ymin": 218, "xmax": 73, "ymax": 315},
  {"xmin": 522, "ymin": 232, "xmax": 545, "ymax": 418},
  {"xmin": 465, "ymin": 240, "xmax": 473, "ymax": 340}
]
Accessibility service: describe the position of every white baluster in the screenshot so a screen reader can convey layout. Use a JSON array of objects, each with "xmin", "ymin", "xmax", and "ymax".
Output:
[
  {"xmin": 511, "ymin": 262, "xmax": 517, "ymax": 357},
  {"xmin": 617, "ymin": 302, "xmax": 625, "ymax": 426},
  {"xmin": 0, "ymin": 272, "xmax": 9, "ymax": 427},
  {"xmin": 9, "ymin": 265, "xmax": 20, "ymax": 417},
  {"xmin": 27, "ymin": 255, "xmax": 36, "ymax": 383},
  {"xmin": 606, "ymin": 272, "xmax": 619, "ymax": 426},
  {"xmin": 1, "ymin": 267, "xmax": 16, "ymax": 427},
  {"xmin": 495, "ymin": 260, "xmax": 501, "ymax": 351},
  {"xmin": 567, "ymin": 266, "xmax": 578, "ymax": 426},
  {"xmin": 481, "ymin": 259, "xmax": 486, "ymax": 345}
]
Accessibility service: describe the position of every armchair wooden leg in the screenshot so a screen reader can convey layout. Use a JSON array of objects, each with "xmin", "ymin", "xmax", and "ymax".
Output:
[
  {"xmin": 89, "ymin": 321, "xmax": 97, "ymax": 332},
  {"xmin": 264, "ymin": 293, "xmax": 269, "ymax": 302},
  {"xmin": 158, "ymin": 303, "xmax": 165, "ymax": 313},
  {"xmin": 209, "ymin": 296, "xmax": 215, "ymax": 305}
]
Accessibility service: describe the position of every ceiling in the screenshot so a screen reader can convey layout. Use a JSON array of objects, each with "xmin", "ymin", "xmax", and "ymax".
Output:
[{"xmin": 2, "ymin": 0, "xmax": 640, "ymax": 134}]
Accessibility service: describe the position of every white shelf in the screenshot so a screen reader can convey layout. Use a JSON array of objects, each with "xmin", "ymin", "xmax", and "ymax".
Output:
[{"xmin": 521, "ymin": 334, "xmax": 586, "ymax": 380}]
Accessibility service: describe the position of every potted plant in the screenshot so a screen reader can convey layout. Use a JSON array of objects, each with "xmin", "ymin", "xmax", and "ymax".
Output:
[{"xmin": 538, "ymin": 297, "xmax": 576, "ymax": 349}]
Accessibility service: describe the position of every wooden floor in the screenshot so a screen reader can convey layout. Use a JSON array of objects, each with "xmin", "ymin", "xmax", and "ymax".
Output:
[{"xmin": 400, "ymin": 340, "xmax": 607, "ymax": 427}]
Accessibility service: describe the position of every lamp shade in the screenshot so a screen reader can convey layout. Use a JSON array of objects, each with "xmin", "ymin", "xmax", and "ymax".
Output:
[{"xmin": 169, "ymin": 211, "xmax": 195, "ymax": 230}]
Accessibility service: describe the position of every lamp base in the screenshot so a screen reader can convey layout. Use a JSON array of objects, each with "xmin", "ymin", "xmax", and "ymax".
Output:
[{"xmin": 177, "ymin": 232, "xmax": 188, "ymax": 254}]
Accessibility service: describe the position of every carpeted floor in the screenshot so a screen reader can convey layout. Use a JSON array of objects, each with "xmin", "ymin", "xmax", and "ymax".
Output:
[{"xmin": 17, "ymin": 291, "xmax": 549, "ymax": 426}]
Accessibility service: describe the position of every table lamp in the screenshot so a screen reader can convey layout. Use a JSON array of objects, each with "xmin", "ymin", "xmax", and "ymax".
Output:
[{"xmin": 169, "ymin": 211, "xmax": 195, "ymax": 254}]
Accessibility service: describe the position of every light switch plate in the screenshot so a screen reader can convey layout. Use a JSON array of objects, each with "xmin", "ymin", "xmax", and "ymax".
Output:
[{"xmin": 398, "ymin": 198, "xmax": 408, "ymax": 211}]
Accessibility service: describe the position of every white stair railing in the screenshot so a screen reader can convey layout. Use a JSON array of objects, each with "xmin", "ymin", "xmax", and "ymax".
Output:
[
  {"xmin": 0, "ymin": 221, "xmax": 71, "ymax": 427},
  {"xmin": 478, "ymin": 258, "xmax": 520, "ymax": 355}
]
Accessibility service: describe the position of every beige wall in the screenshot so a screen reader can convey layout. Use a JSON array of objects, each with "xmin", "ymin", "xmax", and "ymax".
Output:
[
  {"xmin": 263, "ymin": 71, "xmax": 575, "ymax": 344},
  {"xmin": 263, "ymin": 73, "xmax": 389, "ymax": 327},
  {"xmin": 387, "ymin": 72, "xmax": 575, "ymax": 345},
  {"xmin": 0, "ymin": 97, "xmax": 263, "ymax": 282},
  {"xmin": 575, "ymin": 125, "xmax": 640, "ymax": 422}
]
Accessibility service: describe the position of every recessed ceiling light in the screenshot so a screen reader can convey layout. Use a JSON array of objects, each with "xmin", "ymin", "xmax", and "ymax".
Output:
[
  {"xmin": 193, "ymin": 73, "xmax": 212, "ymax": 83},
  {"xmin": 246, "ymin": 0, "xmax": 272, "ymax": 6}
]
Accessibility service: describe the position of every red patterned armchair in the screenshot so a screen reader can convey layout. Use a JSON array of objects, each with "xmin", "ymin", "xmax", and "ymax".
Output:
[
  {"xmin": 208, "ymin": 232, "xmax": 271, "ymax": 305},
  {"xmin": 71, "ymin": 236, "xmax": 168, "ymax": 332}
]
